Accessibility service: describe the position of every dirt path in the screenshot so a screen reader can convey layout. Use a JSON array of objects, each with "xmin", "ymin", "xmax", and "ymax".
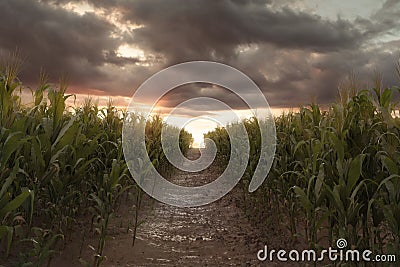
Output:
[{"xmin": 54, "ymin": 149, "xmax": 268, "ymax": 266}]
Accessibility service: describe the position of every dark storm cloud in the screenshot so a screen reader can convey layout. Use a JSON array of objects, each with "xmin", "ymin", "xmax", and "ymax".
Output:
[
  {"xmin": 0, "ymin": 0, "xmax": 143, "ymax": 93},
  {"xmin": 118, "ymin": 0, "xmax": 364, "ymax": 63},
  {"xmin": 1, "ymin": 0, "xmax": 399, "ymax": 109},
  {"xmin": 160, "ymin": 84, "xmax": 249, "ymax": 110},
  {"xmin": 93, "ymin": 0, "xmax": 398, "ymax": 107}
]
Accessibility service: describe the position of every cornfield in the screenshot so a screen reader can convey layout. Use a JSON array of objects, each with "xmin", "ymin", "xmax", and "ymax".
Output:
[
  {"xmin": 205, "ymin": 71, "xmax": 400, "ymax": 259},
  {"xmin": 1, "ymin": 53, "xmax": 400, "ymax": 265},
  {"xmin": 0, "ymin": 56, "xmax": 193, "ymax": 266}
]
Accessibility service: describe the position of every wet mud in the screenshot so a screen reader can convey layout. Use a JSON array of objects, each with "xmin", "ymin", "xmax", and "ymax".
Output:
[{"xmin": 54, "ymin": 149, "xmax": 271, "ymax": 266}]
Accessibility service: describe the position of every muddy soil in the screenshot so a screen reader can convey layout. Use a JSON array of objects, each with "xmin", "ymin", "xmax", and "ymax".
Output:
[{"xmin": 52, "ymin": 149, "xmax": 283, "ymax": 266}]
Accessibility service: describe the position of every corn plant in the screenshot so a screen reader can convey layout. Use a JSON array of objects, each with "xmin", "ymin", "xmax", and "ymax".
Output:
[{"xmin": 206, "ymin": 69, "xmax": 400, "ymax": 255}]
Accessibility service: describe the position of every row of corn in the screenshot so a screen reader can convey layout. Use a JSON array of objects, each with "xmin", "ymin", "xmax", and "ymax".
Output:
[
  {"xmin": 205, "ymin": 72, "xmax": 400, "ymax": 260},
  {"xmin": 0, "ymin": 57, "xmax": 192, "ymax": 266}
]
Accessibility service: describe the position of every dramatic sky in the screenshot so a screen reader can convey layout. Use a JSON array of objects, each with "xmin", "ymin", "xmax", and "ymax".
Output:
[{"xmin": 1, "ymin": 0, "xmax": 399, "ymax": 144}]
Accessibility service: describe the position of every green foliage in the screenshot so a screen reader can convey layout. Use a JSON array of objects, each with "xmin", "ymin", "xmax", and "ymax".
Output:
[
  {"xmin": 0, "ymin": 57, "xmax": 192, "ymax": 266},
  {"xmin": 206, "ymin": 81, "xmax": 400, "ymax": 256}
]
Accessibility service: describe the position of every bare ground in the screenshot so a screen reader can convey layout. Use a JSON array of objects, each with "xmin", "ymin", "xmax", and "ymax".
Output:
[{"xmin": 51, "ymin": 149, "xmax": 285, "ymax": 266}]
